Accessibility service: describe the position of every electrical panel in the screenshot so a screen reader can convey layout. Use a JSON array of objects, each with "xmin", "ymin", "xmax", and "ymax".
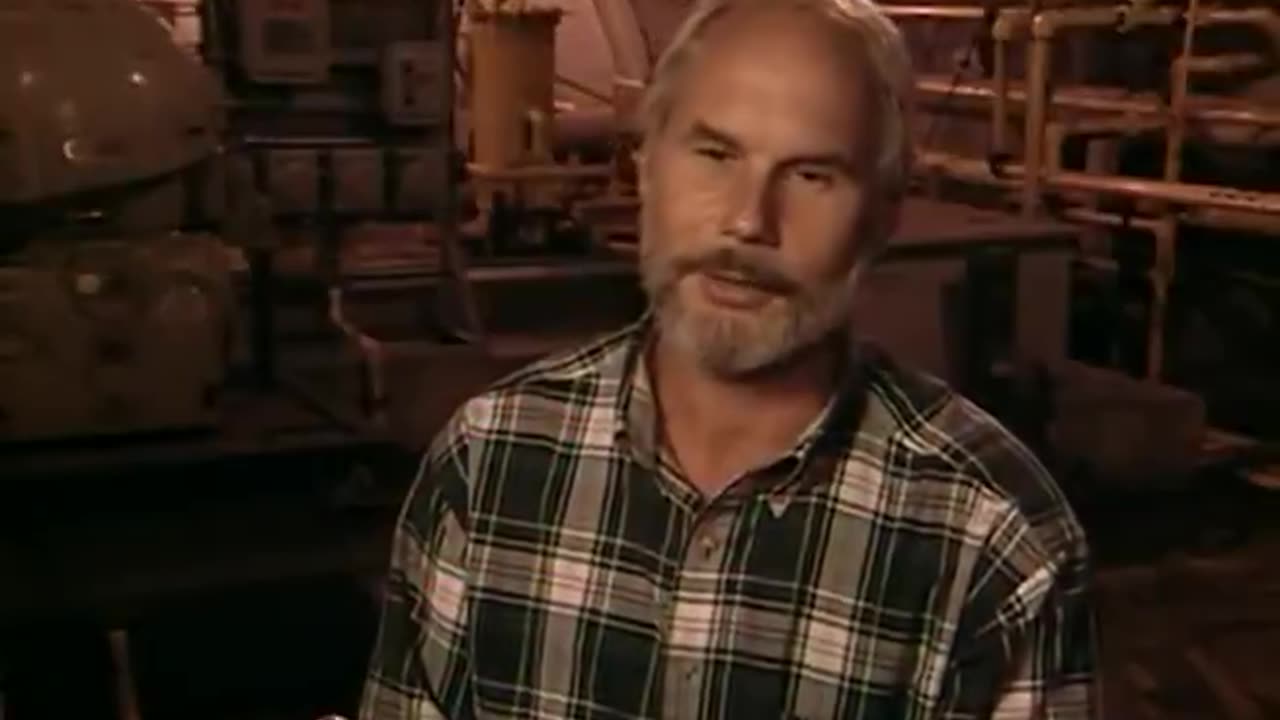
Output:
[
  {"xmin": 331, "ymin": 148, "xmax": 385, "ymax": 215},
  {"xmin": 265, "ymin": 149, "xmax": 319, "ymax": 215},
  {"xmin": 392, "ymin": 147, "xmax": 447, "ymax": 215},
  {"xmin": 381, "ymin": 41, "xmax": 447, "ymax": 127},
  {"xmin": 237, "ymin": 0, "xmax": 331, "ymax": 84}
]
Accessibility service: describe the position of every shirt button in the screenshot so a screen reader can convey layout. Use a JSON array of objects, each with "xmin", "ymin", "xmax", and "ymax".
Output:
[{"xmin": 699, "ymin": 535, "xmax": 718, "ymax": 559}]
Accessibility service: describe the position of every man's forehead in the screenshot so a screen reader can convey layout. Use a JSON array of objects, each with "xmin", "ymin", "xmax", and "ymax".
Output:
[
  {"xmin": 696, "ymin": 5, "xmax": 861, "ymax": 73},
  {"xmin": 678, "ymin": 7, "xmax": 870, "ymax": 110},
  {"xmin": 667, "ymin": 7, "xmax": 873, "ymax": 155}
]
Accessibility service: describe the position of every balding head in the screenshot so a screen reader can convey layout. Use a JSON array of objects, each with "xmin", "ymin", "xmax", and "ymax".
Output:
[{"xmin": 639, "ymin": 0, "xmax": 915, "ymax": 202}]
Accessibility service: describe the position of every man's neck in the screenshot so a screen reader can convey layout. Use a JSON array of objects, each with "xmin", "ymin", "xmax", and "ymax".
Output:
[{"xmin": 650, "ymin": 333, "xmax": 844, "ymax": 497}]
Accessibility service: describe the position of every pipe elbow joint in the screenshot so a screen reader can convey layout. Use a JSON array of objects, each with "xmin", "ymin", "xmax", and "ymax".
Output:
[
  {"xmin": 1029, "ymin": 12, "xmax": 1059, "ymax": 40},
  {"xmin": 992, "ymin": 9, "xmax": 1030, "ymax": 42}
]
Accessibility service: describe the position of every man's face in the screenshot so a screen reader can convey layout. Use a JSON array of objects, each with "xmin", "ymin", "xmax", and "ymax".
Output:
[{"xmin": 639, "ymin": 7, "xmax": 888, "ymax": 378}]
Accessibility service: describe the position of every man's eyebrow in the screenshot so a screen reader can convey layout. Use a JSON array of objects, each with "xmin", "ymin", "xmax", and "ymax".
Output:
[
  {"xmin": 685, "ymin": 120, "xmax": 741, "ymax": 149},
  {"xmin": 684, "ymin": 118, "xmax": 862, "ymax": 174},
  {"xmin": 788, "ymin": 152, "xmax": 860, "ymax": 174}
]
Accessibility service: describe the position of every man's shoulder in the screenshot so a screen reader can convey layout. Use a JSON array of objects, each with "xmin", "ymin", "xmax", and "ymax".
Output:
[
  {"xmin": 858, "ymin": 349, "xmax": 1087, "ymax": 563},
  {"xmin": 451, "ymin": 323, "xmax": 637, "ymax": 437}
]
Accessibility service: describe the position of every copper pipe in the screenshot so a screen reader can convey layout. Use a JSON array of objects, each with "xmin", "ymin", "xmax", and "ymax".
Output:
[
  {"xmin": 1166, "ymin": 0, "xmax": 1201, "ymax": 187},
  {"xmin": 879, "ymin": 5, "xmax": 987, "ymax": 21},
  {"xmin": 915, "ymin": 76, "xmax": 1280, "ymax": 128},
  {"xmin": 1017, "ymin": 4, "xmax": 1280, "ymax": 216},
  {"xmin": 989, "ymin": 2, "xmax": 1030, "ymax": 161},
  {"xmin": 1056, "ymin": 205, "xmax": 1171, "ymax": 378},
  {"xmin": 591, "ymin": 0, "xmax": 650, "ymax": 125},
  {"xmin": 1023, "ymin": 33, "xmax": 1053, "ymax": 215},
  {"xmin": 1022, "ymin": 4, "xmax": 1186, "ymax": 216},
  {"xmin": 1144, "ymin": 0, "xmax": 1202, "ymax": 380},
  {"xmin": 328, "ymin": 286, "xmax": 389, "ymax": 425},
  {"xmin": 1046, "ymin": 170, "xmax": 1280, "ymax": 216},
  {"xmin": 915, "ymin": 150, "xmax": 1016, "ymax": 187},
  {"xmin": 1184, "ymin": 207, "xmax": 1280, "ymax": 235},
  {"xmin": 467, "ymin": 162, "xmax": 614, "ymax": 181},
  {"xmin": 991, "ymin": 7, "xmax": 1031, "ymax": 41},
  {"xmin": 1147, "ymin": 218, "xmax": 1177, "ymax": 379},
  {"xmin": 1185, "ymin": 52, "xmax": 1269, "ymax": 74},
  {"xmin": 1196, "ymin": 8, "xmax": 1280, "ymax": 57},
  {"xmin": 1060, "ymin": 206, "xmax": 1164, "ymax": 233},
  {"xmin": 1055, "ymin": 115, "xmax": 1166, "ymax": 136},
  {"xmin": 917, "ymin": 151, "xmax": 1280, "ymax": 215},
  {"xmin": 991, "ymin": 34, "xmax": 1010, "ymax": 157}
]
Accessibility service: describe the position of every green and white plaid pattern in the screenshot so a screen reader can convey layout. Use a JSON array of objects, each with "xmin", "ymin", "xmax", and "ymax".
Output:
[{"xmin": 361, "ymin": 320, "xmax": 1097, "ymax": 719}]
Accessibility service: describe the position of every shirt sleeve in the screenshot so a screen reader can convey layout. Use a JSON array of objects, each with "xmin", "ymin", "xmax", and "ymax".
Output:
[
  {"xmin": 360, "ymin": 412, "xmax": 475, "ymax": 720},
  {"xmin": 938, "ymin": 508, "xmax": 1100, "ymax": 720}
]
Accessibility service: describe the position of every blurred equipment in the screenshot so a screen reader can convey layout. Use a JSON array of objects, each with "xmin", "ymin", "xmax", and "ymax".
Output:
[
  {"xmin": 886, "ymin": 0, "xmax": 1280, "ymax": 435},
  {"xmin": 0, "ymin": 0, "xmax": 234, "ymax": 441},
  {"xmin": 463, "ymin": 1, "xmax": 609, "ymax": 257},
  {"xmin": 236, "ymin": 0, "xmax": 330, "ymax": 84},
  {"xmin": 206, "ymin": 0, "xmax": 479, "ymax": 344},
  {"xmin": 0, "ymin": 235, "xmax": 233, "ymax": 441},
  {"xmin": 876, "ymin": 0, "xmax": 1280, "ymax": 483}
]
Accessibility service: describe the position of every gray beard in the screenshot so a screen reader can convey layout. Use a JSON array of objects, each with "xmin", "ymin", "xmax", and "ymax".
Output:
[{"xmin": 644, "ymin": 258, "xmax": 864, "ymax": 379}]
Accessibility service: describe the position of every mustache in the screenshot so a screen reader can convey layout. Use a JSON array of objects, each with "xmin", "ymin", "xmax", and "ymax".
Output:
[{"xmin": 669, "ymin": 247, "xmax": 798, "ymax": 295}]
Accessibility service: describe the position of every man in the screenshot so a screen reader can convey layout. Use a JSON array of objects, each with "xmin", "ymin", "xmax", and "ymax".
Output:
[{"xmin": 361, "ymin": 0, "xmax": 1099, "ymax": 717}]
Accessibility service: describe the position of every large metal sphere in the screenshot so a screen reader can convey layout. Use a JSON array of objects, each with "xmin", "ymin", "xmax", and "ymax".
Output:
[{"xmin": 0, "ymin": 0, "xmax": 224, "ymax": 205}]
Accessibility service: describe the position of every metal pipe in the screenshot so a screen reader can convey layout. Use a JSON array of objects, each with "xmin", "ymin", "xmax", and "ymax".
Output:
[
  {"xmin": 1185, "ymin": 52, "xmax": 1269, "ymax": 75},
  {"xmin": 1054, "ymin": 115, "xmax": 1167, "ymax": 136},
  {"xmin": 1184, "ymin": 207, "xmax": 1280, "ymax": 234},
  {"xmin": 917, "ymin": 150, "xmax": 1280, "ymax": 216},
  {"xmin": 988, "ymin": 2, "xmax": 1029, "ymax": 160},
  {"xmin": 991, "ymin": 32, "xmax": 1010, "ymax": 157},
  {"xmin": 328, "ymin": 287, "xmax": 388, "ymax": 426},
  {"xmin": 1021, "ymin": 4, "xmax": 1182, "ymax": 216},
  {"xmin": 880, "ymin": 5, "xmax": 987, "ymax": 21},
  {"xmin": 467, "ymin": 162, "xmax": 614, "ymax": 181},
  {"xmin": 915, "ymin": 75, "xmax": 1280, "ymax": 128},
  {"xmin": 914, "ymin": 150, "xmax": 1022, "ymax": 191},
  {"xmin": 1147, "ymin": 218, "xmax": 1177, "ymax": 379},
  {"xmin": 1060, "ymin": 206, "xmax": 1164, "ymax": 233},
  {"xmin": 1196, "ymin": 7, "xmax": 1280, "ymax": 57},
  {"xmin": 1166, "ymin": 0, "xmax": 1201, "ymax": 187},
  {"xmin": 1023, "ymin": 32, "xmax": 1053, "ymax": 215},
  {"xmin": 1046, "ymin": 170, "xmax": 1280, "ymax": 216},
  {"xmin": 591, "ymin": 0, "xmax": 651, "ymax": 126},
  {"xmin": 1016, "ymin": 4, "xmax": 1280, "ymax": 215},
  {"xmin": 991, "ymin": 7, "xmax": 1031, "ymax": 41}
]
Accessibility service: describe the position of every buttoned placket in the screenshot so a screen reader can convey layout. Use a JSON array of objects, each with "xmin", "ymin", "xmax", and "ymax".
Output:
[{"xmin": 661, "ymin": 503, "xmax": 732, "ymax": 720}]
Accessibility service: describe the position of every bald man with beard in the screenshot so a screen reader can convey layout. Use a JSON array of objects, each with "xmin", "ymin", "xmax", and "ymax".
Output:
[{"xmin": 360, "ymin": 1, "xmax": 1100, "ymax": 718}]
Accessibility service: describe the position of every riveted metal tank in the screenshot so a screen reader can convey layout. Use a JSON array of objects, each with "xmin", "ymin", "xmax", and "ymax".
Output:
[{"xmin": 0, "ymin": 0, "xmax": 224, "ymax": 205}]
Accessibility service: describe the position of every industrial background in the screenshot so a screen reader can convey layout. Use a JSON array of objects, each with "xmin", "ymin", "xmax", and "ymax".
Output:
[{"xmin": 1, "ymin": 0, "xmax": 1277, "ymax": 718}]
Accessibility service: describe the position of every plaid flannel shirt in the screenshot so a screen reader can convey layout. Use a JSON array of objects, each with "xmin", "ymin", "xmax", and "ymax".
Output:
[{"xmin": 361, "ymin": 320, "xmax": 1098, "ymax": 719}]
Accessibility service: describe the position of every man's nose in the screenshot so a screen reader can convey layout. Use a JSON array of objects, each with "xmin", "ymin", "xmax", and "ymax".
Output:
[{"xmin": 720, "ymin": 168, "xmax": 777, "ymax": 247}]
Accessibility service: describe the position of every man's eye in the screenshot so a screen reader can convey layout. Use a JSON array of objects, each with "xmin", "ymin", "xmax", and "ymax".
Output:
[
  {"xmin": 795, "ymin": 168, "xmax": 835, "ymax": 188},
  {"xmin": 694, "ymin": 146, "xmax": 732, "ymax": 162}
]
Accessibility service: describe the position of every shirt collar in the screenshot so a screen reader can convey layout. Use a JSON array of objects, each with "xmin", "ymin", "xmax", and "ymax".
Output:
[{"xmin": 613, "ymin": 316, "xmax": 869, "ymax": 504}]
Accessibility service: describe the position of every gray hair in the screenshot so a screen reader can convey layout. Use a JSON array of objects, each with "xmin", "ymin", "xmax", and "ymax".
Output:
[{"xmin": 637, "ymin": 0, "xmax": 916, "ymax": 199}]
